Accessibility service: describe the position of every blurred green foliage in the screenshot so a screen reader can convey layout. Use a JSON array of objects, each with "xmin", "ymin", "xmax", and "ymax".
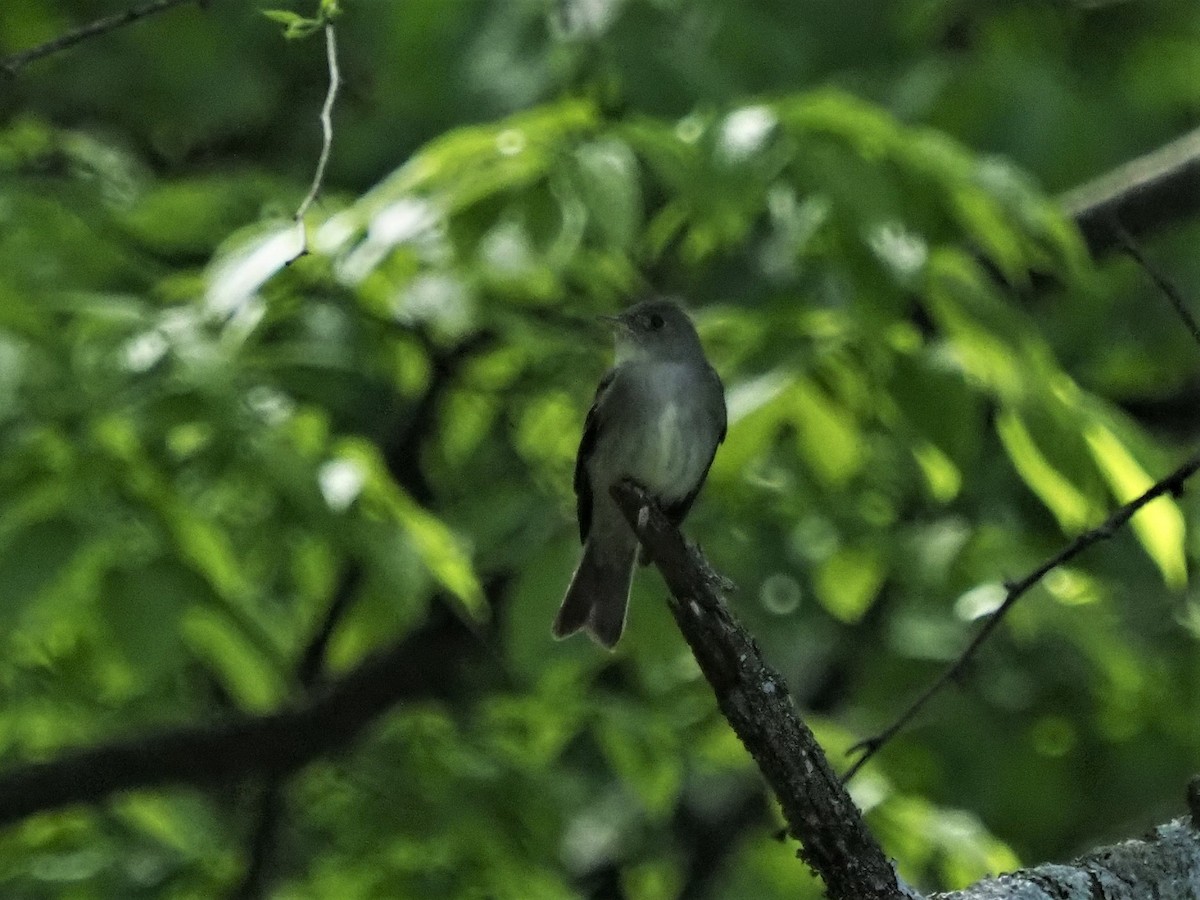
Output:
[{"xmin": 2, "ymin": 0, "xmax": 1200, "ymax": 897}]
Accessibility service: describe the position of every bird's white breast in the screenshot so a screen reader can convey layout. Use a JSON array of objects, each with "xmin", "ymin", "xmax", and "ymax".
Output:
[{"xmin": 605, "ymin": 366, "xmax": 712, "ymax": 503}]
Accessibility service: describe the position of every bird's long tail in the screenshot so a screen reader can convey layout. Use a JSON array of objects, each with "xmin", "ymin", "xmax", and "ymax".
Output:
[{"xmin": 552, "ymin": 539, "xmax": 637, "ymax": 649}]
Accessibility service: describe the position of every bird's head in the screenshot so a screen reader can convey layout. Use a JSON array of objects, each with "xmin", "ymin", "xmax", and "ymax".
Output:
[{"xmin": 604, "ymin": 298, "xmax": 703, "ymax": 364}]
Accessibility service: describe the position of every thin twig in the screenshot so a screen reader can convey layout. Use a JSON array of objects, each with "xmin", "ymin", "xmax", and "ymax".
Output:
[
  {"xmin": 287, "ymin": 22, "xmax": 341, "ymax": 264},
  {"xmin": 1112, "ymin": 220, "xmax": 1200, "ymax": 352},
  {"xmin": 0, "ymin": 0, "xmax": 205, "ymax": 77},
  {"xmin": 844, "ymin": 449, "xmax": 1200, "ymax": 782}
]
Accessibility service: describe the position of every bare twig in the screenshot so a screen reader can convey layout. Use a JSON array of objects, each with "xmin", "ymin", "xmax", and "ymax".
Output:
[
  {"xmin": 1112, "ymin": 220, "xmax": 1200, "ymax": 352},
  {"xmin": 287, "ymin": 22, "xmax": 341, "ymax": 264},
  {"xmin": 0, "ymin": 0, "xmax": 206, "ymax": 77},
  {"xmin": 611, "ymin": 481, "xmax": 904, "ymax": 900},
  {"xmin": 844, "ymin": 449, "xmax": 1200, "ymax": 782}
]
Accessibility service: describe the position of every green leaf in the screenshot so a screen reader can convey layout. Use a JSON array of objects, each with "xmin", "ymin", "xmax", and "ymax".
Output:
[
  {"xmin": 168, "ymin": 511, "xmax": 251, "ymax": 603},
  {"xmin": 117, "ymin": 794, "xmax": 222, "ymax": 857},
  {"xmin": 261, "ymin": 9, "xmax": 306, "ymax": 26},
  {"xmin": 996, "ymin": 409, "xmax": 1095, "ymax": 533},
  {"xmin": 1084, "ymin": 423, "xmax": 1187, "ymax": 589},
  {"xmin": 597, "ymin": 705, "xmax": 682, "ymax": 816},
  {"xmin": 912, "ymin": 441, "xmax": 962, "ymax": 503},
  {"xmin": 571, "ymin": 139, "xmax": 642, "ymax": 250},
  {"xmin": 924, "ymin": 250, "xmax": 1032, "ymax": 400},
  {"xmin": 0, "ymin": 518, "xmax": 84, "ymax": 629},
  {"xmin": 789, "ymin": 378, "xmax": 863, "ymax": 486},
  {"xmin": 333, "ymin": 439, "xmax": 487, "ymax": 619},
  {"xmin": 366, "ymin": 100, "xmax": 599, "ymax": 216},
  {"xmin": 118, "ymin": 175, "xmax": 276, "ymax": 255},
  {"xmin": 182, "ymin": 606, "xmax": 285, "ymax": 711},
  {"xmin": 814, "ymin": 544, "xmax": 886, "ymax": 623},
  {"xmin": 948, "ymin": 183, "xmax": 1027, "ymax": 285},
  {"xmin": 874, "ymin": 792, "xmax": 1021, "ymax": 890},
  {"xmin": 261, "ymin": 9, "xmax": 322, "ymax": 39},
  {"xmin": 396, "ymin": 501, "xmax": 487, "ymax": 619}
]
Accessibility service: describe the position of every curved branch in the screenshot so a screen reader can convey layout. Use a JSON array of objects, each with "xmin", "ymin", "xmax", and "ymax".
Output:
[{"xmin": 610, "ymin": 481, "xmax": 905, "ymax": 900}]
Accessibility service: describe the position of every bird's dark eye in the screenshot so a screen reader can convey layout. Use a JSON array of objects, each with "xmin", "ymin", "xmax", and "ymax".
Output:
[{"xmin": 648, "ymin": 313, "xmax": 665, "ymax": 330}]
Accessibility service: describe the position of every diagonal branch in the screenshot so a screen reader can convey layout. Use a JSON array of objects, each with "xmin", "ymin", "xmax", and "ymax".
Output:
[
  {"xmin": 610, "ymin": 481, "xmax": 906, "ymax": 900},
  {"xmin": 0, "ymin": 0, "xmax": 207, "ymax": 77},
  {"xmin": 1112, "ymin": 221, "xmax": 1200, "ymax": 353},
  {"xmin": 1062, "ymin": 124, "xmax": 1200, "ymax": 257},
  {"xmin": 844, "ymin": 448, "xmax": 1200, "ymax": 782}
]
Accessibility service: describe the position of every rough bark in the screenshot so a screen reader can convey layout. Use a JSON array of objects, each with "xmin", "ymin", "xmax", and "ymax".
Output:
[
  {"xmin": 611, "ymin": 481, "xmax": 906, "ymax": 900},
  {"xmin": 937, "ymin": 819, "xmax": 1200, "ymax": 899}
]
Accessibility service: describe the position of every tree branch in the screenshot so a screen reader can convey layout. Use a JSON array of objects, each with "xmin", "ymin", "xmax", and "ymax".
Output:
[
  {"xmin": 0, "ymin": 603, "xmax": 485, "ymax": 829},
  {"xmin": 936, "ymin": 817, "xmax": 1200, "ymax": 899},
  {"xmin": 1062, "ymin": 124, "xmax": 1200, "ymax": 256},
  {"xmin": 229, "ymin": 782, "xmax": 285, "ymax": 900},
  {"xmin": 0, "ymin": 0, "xmax": 207, "ymax": 77},
  {"xmin": 610, "ymin": 481, "xmax": 906, "ymax": 900},
  {"xmin": 227, "ymin": 563, "xmax": 364, "ymax": 900},
  {"xmin": 844, "ymin": 448, "xmax": 1200, "ymax": 781}
]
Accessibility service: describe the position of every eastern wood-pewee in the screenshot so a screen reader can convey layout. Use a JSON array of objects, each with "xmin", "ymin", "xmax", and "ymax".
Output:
[{"xmin": 553, "ymin": 298, "xmax": 727, "ymax": 648}]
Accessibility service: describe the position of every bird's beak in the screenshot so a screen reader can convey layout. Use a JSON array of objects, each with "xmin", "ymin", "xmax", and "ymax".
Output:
[{"xmin": 598, "ymin": 313, "xmax": 630, "ymax": 332}]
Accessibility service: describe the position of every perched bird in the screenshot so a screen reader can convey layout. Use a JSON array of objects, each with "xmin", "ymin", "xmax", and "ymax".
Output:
[{"xmin": 553, "ymin": 298, "xmax": 727, "ymax": 648}]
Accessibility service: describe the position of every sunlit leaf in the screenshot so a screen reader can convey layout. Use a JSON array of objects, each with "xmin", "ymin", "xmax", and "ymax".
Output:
[
  {"xmin": 367, "ymin": 100, "xmax": 599, "ymax": 215},
  {"xmin": 1084, "ymin": 423, "xmax": 1187, "ymax": 589},
  {"xmin": 181, "ymin": 607, "xmax": 286, "ymax": 711},
  {"xmin": 912, "ymin": 441, "xmax": 962, "ymax": 502},
  {"xmin": 996, "ymin": 409, "xmax": 1095, "ymax": 532},
  {"xmin": 814, "ymin": 543, "xmax": 886, "ymax": 623},
  {"xmin": 789, "ymin": 378, "xmax": 863, "ymax": 486},
  {"xmin": 333, "ymin": 438, "xmax": 487, "ymax": 619},
  {"xmin": 571, "ymin": 139, "xmax": 642, "ymax": 250},
  {"xmin": 261, "ymin": 9, "xmax": 322, "ymax": 39}
]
